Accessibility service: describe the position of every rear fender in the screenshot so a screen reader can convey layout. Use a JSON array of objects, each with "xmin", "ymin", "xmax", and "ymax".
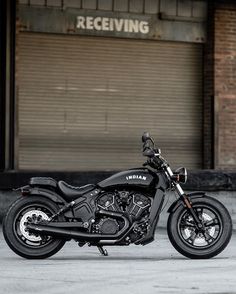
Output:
[
  {"xmin": 167, "ymin": 191, "xmax": 206, "ymax": 213},
  {"xmin": 21, "ymin": 185, "xmax": 66, "ymax": 204}
]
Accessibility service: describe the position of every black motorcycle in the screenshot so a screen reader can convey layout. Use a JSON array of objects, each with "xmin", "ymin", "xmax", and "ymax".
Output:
[{"xmin": 3, "ymin": 132, "xmax": 232, "ymax": 259}]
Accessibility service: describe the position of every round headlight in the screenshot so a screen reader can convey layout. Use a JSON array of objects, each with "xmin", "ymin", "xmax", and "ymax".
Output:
[{"xmin": 174, "ymin": 167, "xmax": 187, "ymax": 184}]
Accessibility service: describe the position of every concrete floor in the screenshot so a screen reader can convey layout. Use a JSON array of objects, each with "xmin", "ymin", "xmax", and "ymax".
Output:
[{"xmin": 0, "ymin": 227, "xmax": 236, "ymax": 294}]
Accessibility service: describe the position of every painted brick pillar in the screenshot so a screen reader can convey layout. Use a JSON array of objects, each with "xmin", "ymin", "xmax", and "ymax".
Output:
[
  {"xmin": 203, "ymin": 1, "xmax": 214, "ymax": 169},
  {"xmin": 214, "ymin": 2, "xmax": 236, "ymax": 169}
]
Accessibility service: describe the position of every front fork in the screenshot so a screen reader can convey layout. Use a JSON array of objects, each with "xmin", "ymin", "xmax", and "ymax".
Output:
[
  {"xmin": 178, "ymin": 186, "xmax": 203, "ymax": 229},
  {"xmin": 166, "ymin": 167, "xmax": 203, "ymax": 229}
]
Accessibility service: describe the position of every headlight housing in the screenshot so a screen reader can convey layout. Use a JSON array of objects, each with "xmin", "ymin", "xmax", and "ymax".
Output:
[{"xmin": 173, "ymin": 167, "xmax": 187, "ymax": 184}]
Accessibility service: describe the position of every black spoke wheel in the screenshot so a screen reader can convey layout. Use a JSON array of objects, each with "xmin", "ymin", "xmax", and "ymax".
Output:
[
  {"xmin": 167, "ymin": 196, "xmax": 232, "ymax": 259},
  {"xmin": 3, "ymin": 196, "xmax": 66, "ymax": 259},
  {"xmin": 178, "ymin": 205, "xmax": 222, "ymax": 249}
]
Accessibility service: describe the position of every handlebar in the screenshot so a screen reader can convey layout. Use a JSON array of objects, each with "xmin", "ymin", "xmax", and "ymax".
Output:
[
  {"xmin": 142, "ymin": 132, "xmax": 155, "ymax": 156},
  {"xmin": 142, "ymin": 134, "xmax": 161, "ymax": 158},
  {"xmin": 142, "ymin": 132, "xmax": 166, "ymax": 169},
  {"xmin": 143, "ymin": 148, "xmax": 155, "ymax": 157},
  {"xmin": 141, "ymin": 133, "xmax": 187, "ymax": 188}
]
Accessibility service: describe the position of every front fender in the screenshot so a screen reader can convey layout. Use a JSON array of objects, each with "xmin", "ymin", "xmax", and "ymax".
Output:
[
  {"xmin": 167, "ymin": 191, "xmax": 206, "ymax": 213},
  {"xmin": 21, "ymin": 186, "xmax": 66, "ymax": 204}
]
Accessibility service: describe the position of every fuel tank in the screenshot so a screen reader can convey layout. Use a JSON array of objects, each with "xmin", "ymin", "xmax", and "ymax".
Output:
[{"xmin": 98, "ymin": 168, "xmax": 156, "ymax": 189}]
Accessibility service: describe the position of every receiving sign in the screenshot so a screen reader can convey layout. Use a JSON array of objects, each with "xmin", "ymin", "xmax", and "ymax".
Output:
[{"xmin": 76, "ymin": 16, "xmax": 150, "ymax": 34}]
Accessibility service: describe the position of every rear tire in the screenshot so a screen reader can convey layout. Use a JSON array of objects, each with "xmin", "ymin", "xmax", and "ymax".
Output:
[
  {"xmin": 3, "ymin": 196, "xmax": 66, "ymax": 259},
  {"xmin": 167, "ymin": 196, "xmax": 232, "ymax": 259}
]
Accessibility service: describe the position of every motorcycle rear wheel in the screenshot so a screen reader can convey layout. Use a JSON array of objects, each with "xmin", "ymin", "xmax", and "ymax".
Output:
[
  {"xmin": 3, "ymin": 196, "xmax": 66, "ymax": 259},
  {"xmin": 167, "ymin": 196, "xmax": 232, "ymax": 259}
]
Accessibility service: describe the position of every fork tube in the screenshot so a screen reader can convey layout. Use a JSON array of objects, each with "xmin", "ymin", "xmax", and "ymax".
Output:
[{"xmin": 166, "ymin": 165, "xmax": 201, "ymax": 227}]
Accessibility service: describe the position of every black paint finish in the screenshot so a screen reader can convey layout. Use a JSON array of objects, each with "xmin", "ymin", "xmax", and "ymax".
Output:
[{"xmin": 98, "ymin": 169, "xmax": 155, "ymax": 189}]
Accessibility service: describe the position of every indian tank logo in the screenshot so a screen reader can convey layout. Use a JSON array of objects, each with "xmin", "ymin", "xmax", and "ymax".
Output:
[{"xmin": 126, "ymin": 175, "xmax": 147, "ymax": 181}]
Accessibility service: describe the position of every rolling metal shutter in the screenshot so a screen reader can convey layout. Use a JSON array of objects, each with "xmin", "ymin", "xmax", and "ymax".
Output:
[{"xmin": 18, "ymin": 33, "xmax": 203, "ymax": 171}]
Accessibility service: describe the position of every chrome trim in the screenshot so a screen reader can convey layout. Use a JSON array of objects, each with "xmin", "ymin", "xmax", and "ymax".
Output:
[
  {"xmin": 176, "ymin": 184, "xmax": 184, "ymax": 196},
  {"xmin": 166, "ymin": 166, "xmax": 174, "ymax": 177},
  {"xmin": 184, "ymin": 168, "xmax": 188, "ymax": 184}
]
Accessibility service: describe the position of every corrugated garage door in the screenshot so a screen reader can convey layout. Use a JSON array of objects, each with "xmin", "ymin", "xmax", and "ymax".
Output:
[{"xmin": 18, "ymin": 33, "xmax": 203, "ymax": 171}]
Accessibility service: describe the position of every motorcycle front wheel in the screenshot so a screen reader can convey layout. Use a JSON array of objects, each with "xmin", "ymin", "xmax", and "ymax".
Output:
[
  {"xmin": 3, "ymin": 196, "xmax": 66, "ymax": 259},
  {"xmin": 167, "ymin": 196, "xmax": 232, "ymax": 259}
]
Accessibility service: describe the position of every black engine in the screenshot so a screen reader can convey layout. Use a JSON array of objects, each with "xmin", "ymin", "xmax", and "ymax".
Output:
[
  {"xmin": 93, "ymin": 191, "xmax": 151, "ymax": 236},
  {"xmin": 96, "ymin": 218, "xmax": 120, "ymax": 235}
]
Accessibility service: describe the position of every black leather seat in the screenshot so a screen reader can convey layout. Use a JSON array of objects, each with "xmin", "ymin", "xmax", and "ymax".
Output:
[{"xmin": 58, "ymin": 181, "xmax": 95, "ymax": 201}]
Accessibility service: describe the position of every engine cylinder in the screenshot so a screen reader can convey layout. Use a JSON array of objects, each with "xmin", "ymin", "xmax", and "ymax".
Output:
[{"xmin": 96, "ymin": 191, "xmax": 151, "ymax": 220}]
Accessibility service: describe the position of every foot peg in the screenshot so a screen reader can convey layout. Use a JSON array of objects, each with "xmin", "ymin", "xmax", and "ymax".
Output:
[{"xmin": 97, "ymin": 246, "xmax": 108, "ymax": 256}]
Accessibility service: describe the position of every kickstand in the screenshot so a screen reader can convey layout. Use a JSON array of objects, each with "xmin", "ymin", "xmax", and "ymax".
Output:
[{"xmin": 97, "ymin": 246, "xmax": 108, "ymax": 256}]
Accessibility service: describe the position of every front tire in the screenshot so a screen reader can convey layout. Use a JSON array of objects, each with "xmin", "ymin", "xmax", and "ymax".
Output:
[
  {"xmin": 167, "ymin": 196, "xmax": 232, "ymax": 259},
  {"xmin": 3, "ymin": 196, "xmax": 66, "ymax": 259}
]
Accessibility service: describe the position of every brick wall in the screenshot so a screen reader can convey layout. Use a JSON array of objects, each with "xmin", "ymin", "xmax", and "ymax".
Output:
[
  {"xmin": 203, "ymin": 1, "xmax": 214, "ymax": 169},
  {"xmin": 214, "ymin": 2, "xmax": 236, "ymax": 169}
]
